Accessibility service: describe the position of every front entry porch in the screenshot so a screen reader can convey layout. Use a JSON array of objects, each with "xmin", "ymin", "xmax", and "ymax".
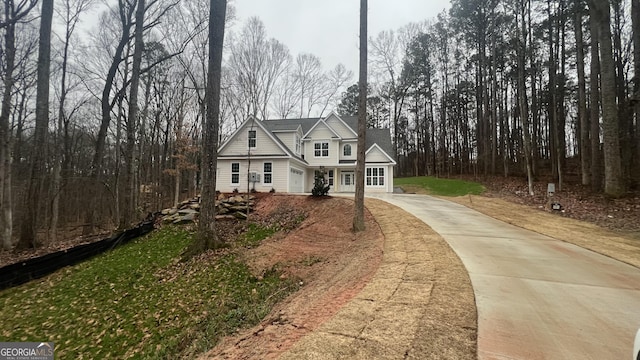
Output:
[{"xmin": 339, "ymin": 171, "xmax": 355, "ymax": 192}]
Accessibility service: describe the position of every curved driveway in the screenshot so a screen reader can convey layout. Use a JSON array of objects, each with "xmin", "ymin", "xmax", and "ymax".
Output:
[{"xmin": 369, "ymin": 193, "xmax": 640, "ymax": 359}]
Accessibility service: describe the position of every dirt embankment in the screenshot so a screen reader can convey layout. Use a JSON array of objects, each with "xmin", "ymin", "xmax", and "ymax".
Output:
[
  {"xmin": 201, "ymin": 195, "xmax": 385, "ymax": 359},
  {"xmin": 201, "ymin": 194, "xmax": 478, "ymax": 359}
]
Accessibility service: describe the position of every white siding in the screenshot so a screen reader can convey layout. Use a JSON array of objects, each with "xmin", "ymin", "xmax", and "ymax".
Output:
[
  {"xmin": 256, "ymin": 159, "xmax": 288, "ymax": 192},
  {"xmin": 274, "ymin": 132, "xmax": 295, "ymax": 152},
  {"xmin": 339, "ymin": 142, "xmax": 357, "ymax": 161},
  {"xmin": 216, "ymin": 159, "xmax": 289, "ymax": 193},
  {"xmin": 325, "ymin": 115, "xmax": 356, "ymax": 139},
  {"xmin": 304, "ymin": 140, "xmax": 340, "ymax": 168},
  {"xmin": 221, "ymin": 122, "xmax": 285, "ymax": 156},
  {"xmin": 305, "ymin": 123, "xmax": 336, "ymax": 140},
  {"xmin": 216, "ymin": 159, "xmax": 237, "ymax": 193},
  {"xmin": 365, "ymin": 146, "xmax": 391, "ymax": 163}
]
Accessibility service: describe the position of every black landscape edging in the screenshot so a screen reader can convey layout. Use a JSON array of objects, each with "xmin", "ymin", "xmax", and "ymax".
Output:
[{"xmin": 0, "ymin": 221, "xmax": 155, "ymax": 291}]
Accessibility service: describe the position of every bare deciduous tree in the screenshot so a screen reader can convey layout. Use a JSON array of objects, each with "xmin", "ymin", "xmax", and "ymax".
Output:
[
  {"xmin": 228, "ymin": 17, "xmax": 290, "ymax": 119},
  {"xmin": 0, "ymin": 0, "xmax": 38, "ymax": 249},
  {"xmin": 195, "ymin": 0, "xmax": 227, "ymax": 252},
  {"xmin": 19, "ymin": 0, "xmax": 54, "ymax": 248},
  {"xmin": 589, "ymin": 0, "xmax": 624, "ymax": 197}
]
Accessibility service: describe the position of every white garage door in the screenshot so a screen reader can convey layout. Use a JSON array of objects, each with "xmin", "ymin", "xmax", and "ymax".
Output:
[{"xmin": 289, "ymin": 168, "xmax": 304, "ymax": 193}]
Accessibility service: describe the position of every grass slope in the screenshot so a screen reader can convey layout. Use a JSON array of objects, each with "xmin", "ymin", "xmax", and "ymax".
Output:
[
  {"xmin": 0, "ymin": 226, "xmax": 297, "ymax": 359},
  {"xmin": 395, "ymin": 176, "xmax": 485, "ymax": 196}
]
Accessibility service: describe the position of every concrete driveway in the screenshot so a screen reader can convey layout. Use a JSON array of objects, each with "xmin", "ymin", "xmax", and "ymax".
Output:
[{"xmin": 369, "ymin": 193, "xmax": 640, "ymax": 360}]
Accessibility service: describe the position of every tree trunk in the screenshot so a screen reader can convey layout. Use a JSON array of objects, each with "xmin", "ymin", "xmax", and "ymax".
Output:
[
  {"xmin": 589, "ymin": 10, "xmax": 603, "ymax": 192},
  {"xmin": 631, "ymin": 0, "xmax": 640, "ymax": 185},
  {"xmin": 51, "ymin": 0, "xmax": 85, "ymax": 242},
  {"xmin": 122, "ymin": 0, "xmax": 146, "ymax": 229},
  {"xmin": 353, "ymin": 0, "xmax": 367, "ymax": 232},
  {"xmin": 557, "ymin": 2, "xmax": 567, "ymax": 190},
  {"xmin": 576, "ymin": 2, "xmax": 591, "ymax": 186},
  {"xmin": 19, "ymin": 0, "xmax": 54, "ymax": 248},
  {"xmin": 517, "ymin": 1, "xmax": 534, "ymax": 195},
  {"xmin": 195, "ymin": 0, "xmax": 227, "ymax": 252},
  {"xmin": 590, "ymin": 0, "xmax": 624, "ymax": 197},
  {"xmin": 0, "ymin": 6, "xmax": 17, "ymax": 250},
  {"xmin": 491, "ymin": 31, "xmax": 498, "ymax": 175},
  {"xmin": 547, "ymin": 0, "xmax": 562, "ymax": 189},
  {"xmin": 84, "ymin": 3, "xmax": 135, "ymax": 235},
  {"xmin": 528, "ymin": 0, "xmax": 540, "ymax": 175}
]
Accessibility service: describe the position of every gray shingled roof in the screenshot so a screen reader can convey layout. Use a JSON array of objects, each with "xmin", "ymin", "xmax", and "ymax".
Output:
[
  {"xmin": 263, "ymin": 118, "xmax": 319, "ymax": 134},
  {"xmin": 339, "ymin": 115, "xmax": 395, "ymax": 161},
  {"xmin": 366, "ymin": 128, "xmax": 395, "ymax": 161},
  {"xmin": 261, "ymin": 116, "xmax": 395, "ymax": 162}
]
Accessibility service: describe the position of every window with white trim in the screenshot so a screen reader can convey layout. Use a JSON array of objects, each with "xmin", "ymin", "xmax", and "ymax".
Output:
[
  {"xmin": 231, "ymin": 163, "xmax": 240, "ymax": 184},
  {"xmin": 248, "ymin": 130, "xmax": 257, "ymax": 148},
  {"xmin": 366, "ymin": 167, "xmax": 385, "ymax": 186},
  {"xmin": 263, "ymin": 162, "xmax": 272, "ymax": 184},
  {"xmin": 314, "ymin": 142, "xmax": 329, "ymax": 157},
  {"xmin": 328, "ymin": 170, "xmax": 334, "ymax": 186},
  {"xmin": 343, "ymin": 144, "xmax": 352, "ymax": 156}
]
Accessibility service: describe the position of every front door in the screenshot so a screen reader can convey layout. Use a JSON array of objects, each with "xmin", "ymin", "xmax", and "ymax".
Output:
[{"xmin": 341, "ymin": 171, "xmax": 355, "ymax": 192}]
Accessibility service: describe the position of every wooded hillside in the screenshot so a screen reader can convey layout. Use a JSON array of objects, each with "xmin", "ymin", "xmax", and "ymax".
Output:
[{"xmin": 0, "ymin": 0, "xmax": 637, "ymax": 249}]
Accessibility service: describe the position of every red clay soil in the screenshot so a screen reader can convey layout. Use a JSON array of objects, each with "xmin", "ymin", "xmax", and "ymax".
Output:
[{"xmin": 199, "ymin": 194, "xmax": 384, "ymax": 359}]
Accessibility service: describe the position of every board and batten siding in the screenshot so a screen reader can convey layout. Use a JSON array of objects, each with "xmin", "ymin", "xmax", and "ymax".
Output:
[
  {"xmin": 216, "ymin": 159, "xmax": 290, "ymax": 193},
  {"xmin": 222, "ymin": 123, "xmax": 285, "ymax": 156}
]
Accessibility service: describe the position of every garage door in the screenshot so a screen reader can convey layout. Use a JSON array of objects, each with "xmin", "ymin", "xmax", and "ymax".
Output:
[{"xmin": 289, "ymin": 168, "xmax": 304, "ymax": 193}]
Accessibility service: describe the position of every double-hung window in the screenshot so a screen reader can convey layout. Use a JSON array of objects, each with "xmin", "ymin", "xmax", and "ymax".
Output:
[
  {"xmin": 366, "ymin": 167, "xmax": 385, "ymax": 186},
  {"xmin": 263, "ymin": 162, "xmax": 272, "ymax": 184},
  {"xmin": 248, "ymin": 130, "xmax": 257, "ymax": 149},
  {"xmin": 231, "ymin": 163, "xmax": 240, "ymax": 184},
  {"xmin": 314, "ymin": 142, "xmax": 329, "ymax": 157}
]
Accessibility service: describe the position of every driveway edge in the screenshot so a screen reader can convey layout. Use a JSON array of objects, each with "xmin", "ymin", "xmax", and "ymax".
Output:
[{"xmin": 279, "ymin": 198, "xmax": 477, "ymax": 359}]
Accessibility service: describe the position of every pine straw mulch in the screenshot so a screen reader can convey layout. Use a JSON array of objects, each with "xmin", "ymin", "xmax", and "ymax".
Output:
[{"xmin": 467, "ymin": 175, "xmax": 640, "ymax": 234}]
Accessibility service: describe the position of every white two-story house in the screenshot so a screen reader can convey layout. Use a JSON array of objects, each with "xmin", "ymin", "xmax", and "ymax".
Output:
[{"xmin": 216, "ymin": 112, "xmax": 396, "ymax": 194}]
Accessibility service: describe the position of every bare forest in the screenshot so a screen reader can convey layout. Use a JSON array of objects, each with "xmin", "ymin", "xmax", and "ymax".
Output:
[{"xmin": 0, "ymin": 0, "xmax": 639, "ymax": 250}]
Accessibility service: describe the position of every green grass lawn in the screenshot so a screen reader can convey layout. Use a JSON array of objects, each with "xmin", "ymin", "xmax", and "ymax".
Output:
[
  {"xmin": 395, "ymin": 176, "xmax": 485, "ymax": 197},
  {"xmin": 0, "ymin": 225, "xmax": 298, "ymax": 359}
]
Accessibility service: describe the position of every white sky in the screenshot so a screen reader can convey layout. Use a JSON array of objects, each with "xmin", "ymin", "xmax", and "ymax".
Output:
[
  {"xmin": 78, "ymin": 1, "xmax": 451, "ymax": 74},
  {"xmin": 232, "ymin": 0, "xmax": 451, "ymax": 73}
]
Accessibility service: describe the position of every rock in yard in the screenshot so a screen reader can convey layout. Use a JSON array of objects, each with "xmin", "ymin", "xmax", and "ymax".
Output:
[
  {"xmin": 234, "ymin": 212, "xmax": 248, "ymax": 220},
  {"xmin": 173, "ymin": 212, "xmax": 197, "ymax": 224},
  {"xmin": 178, "ymin": 208, "xmax": 198, "ymax": 215}
]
